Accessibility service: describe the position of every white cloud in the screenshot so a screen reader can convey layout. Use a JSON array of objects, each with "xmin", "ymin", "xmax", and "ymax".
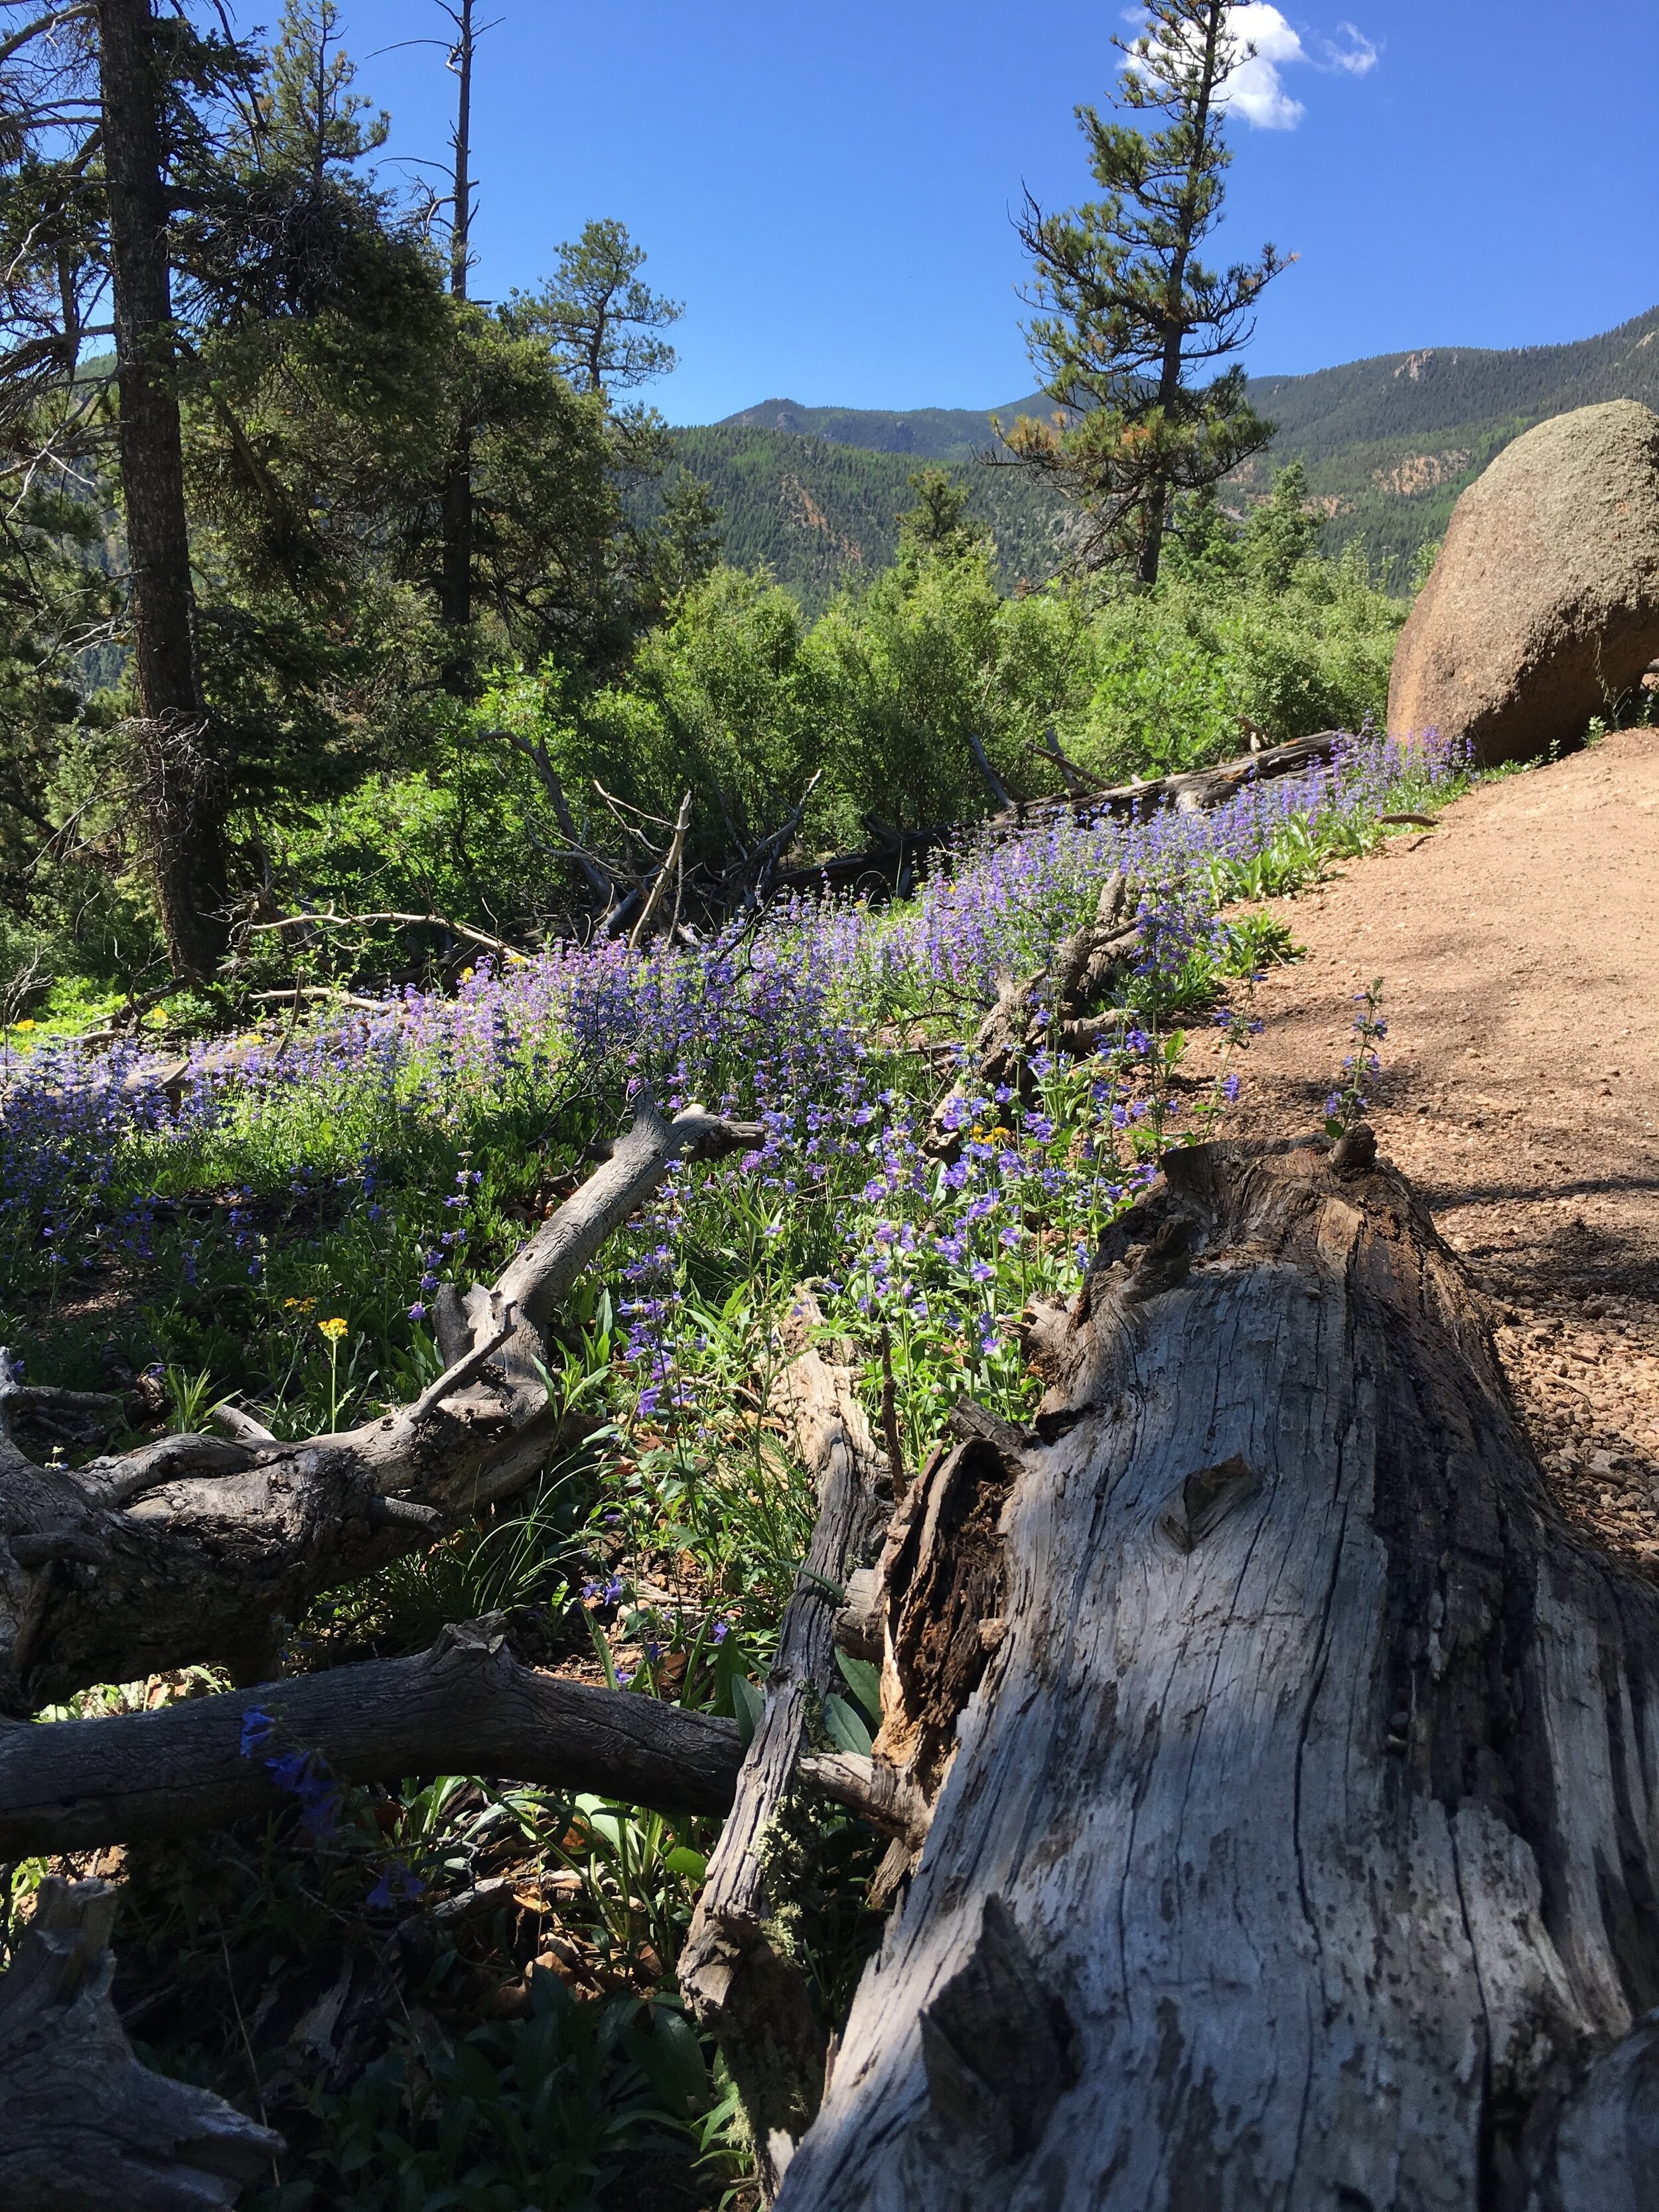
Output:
[
  {"xmin": 1121, "ymin": 8, "xmax": 1378, "ymax": 133},
  {"xmin": 1324, "ymin": 21, "xmax": 1380, "ymax": 74},
  {"xmin": 1228, "ymin": 5, "xmax": 1309, "ymax": 130}
]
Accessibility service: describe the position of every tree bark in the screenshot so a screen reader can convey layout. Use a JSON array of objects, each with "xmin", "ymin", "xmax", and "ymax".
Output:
[
  {"xmin": 0, "ymin": 1874, "xmax": 280, "ymax": 2210},
  {"xmin": 773, "ymin": 1136, "xmax": 1659, "ymax": 2210},
  {"xmin": 437, "ymin": 0, "xmax": 476, "ymax": 690},
  {"xmin": 96, "ymin": 0, "xmax": 226, "ymax": 980},
  {"xmin": 678, "ymin": 1293, "xmax": 890, "ymax": 2193},
  {"xmin": 0, "ymin": 1616, "xmax": 747, "ymax": 1855},
  {"xmin": 0, "ymin": 1607, "xmax": 914, "ymax": 1866}
]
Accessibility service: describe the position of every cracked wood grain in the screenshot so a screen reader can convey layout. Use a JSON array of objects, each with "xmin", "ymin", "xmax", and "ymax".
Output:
[
  {"xmin": 678, "ymin": 1290, "xmax": 889, "ymax": 2199},
  {"xmin": 0, "ymin": 1874, "xmax": 280, "ymax": 2210},
  {"xmin": 774, "ymin": 1138, "xmax": 1659, "ymax": 2211}
]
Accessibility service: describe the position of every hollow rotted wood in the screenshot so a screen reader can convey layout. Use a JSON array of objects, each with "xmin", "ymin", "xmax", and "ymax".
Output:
[
  {"xmin": 0, "ymin": 1875, "xmax": 280, "ymax": 2210},
  {"xmin": 774, "ymin": 1136, "xmax": 1659, "ymax": 2210},
  {"xmin": 678, "ymin": 1291, "xmax": 889, "ymax": 2199},
  {"xmin": 0, "ymin": 1091, "xmax": 760, "ymax": 1716}
]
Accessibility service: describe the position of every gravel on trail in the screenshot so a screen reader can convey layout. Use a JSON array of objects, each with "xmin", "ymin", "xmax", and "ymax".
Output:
[{"xmin": 1212, "ymin": 723, "xmax": 1659, "ymax": 1570}]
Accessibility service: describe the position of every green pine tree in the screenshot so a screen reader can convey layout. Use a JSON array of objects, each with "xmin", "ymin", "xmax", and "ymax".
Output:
[
  {"xmin": 897, "ymin": 467, "xmax": 985, "ymax": 569},
  {"xmin": 1005, "ymin": 0, "xmax": 1287, "ymax": 585},
  {"xmin": 501, "ymin": 220, "xmax": 682, "ymax": 401},
  {"xmin": 1244, "ymin": 461, "xmax": 1317, "ymax": 592}
]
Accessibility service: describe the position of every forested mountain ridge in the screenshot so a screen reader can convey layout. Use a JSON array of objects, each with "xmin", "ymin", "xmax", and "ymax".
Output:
[
  {"xmin": 711, "ymin": 392, "xmax": 1047, "ymax": 462},
  {"xmin": 649, "ymin": 424, "xmax": 1066, "ymax": 611},
  {"xmin": 682, "ymin": 305, "xmax": 1659, "ymax": 593}
]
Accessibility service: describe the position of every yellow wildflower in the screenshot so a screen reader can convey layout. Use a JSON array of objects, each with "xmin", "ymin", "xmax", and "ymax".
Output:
[
  {"xmin": 283, "ymin": 1296, "xmax": 316, "ymax": 1313},
  {"xmin": 13, "ymin": 1018, "xmax": 35, "ymax": 1031},
  {"xmin": 318, "ymin": 1317, "xmax": 348, "ymax": 1341}
]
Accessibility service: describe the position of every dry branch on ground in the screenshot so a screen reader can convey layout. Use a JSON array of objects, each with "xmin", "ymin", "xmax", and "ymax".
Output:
[{"xmin": 0, "ymin": 1090, "xmax": 760, "ymax": 1715}]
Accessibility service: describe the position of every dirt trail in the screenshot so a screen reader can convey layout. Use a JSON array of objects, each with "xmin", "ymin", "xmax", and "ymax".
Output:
[{"xmin": 1218, "ymin": 725, "xmax": 1659, "ymax": 1565}]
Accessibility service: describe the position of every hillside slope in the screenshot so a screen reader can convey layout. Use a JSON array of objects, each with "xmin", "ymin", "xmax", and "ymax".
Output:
[
  {"xmin": 1242, "ymin": 305, "xmax": 1659, "ymax": 575},
  {"xmin": 658, "ymin": 424, "xmax": 1065, "ymax": 613},
  {"xmin": 684, "ymin": 307, "xmax": 1659, "ymax": 595},
  {"xmin": 712, "ymin": 393, "xmax": 1046, "ymax": 463}
]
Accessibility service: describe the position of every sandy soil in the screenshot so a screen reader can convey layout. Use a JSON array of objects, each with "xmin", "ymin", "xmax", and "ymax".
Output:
[{"xmin": 1212, "ymin": 724, "xmax": 1659, "ymax": 1567}]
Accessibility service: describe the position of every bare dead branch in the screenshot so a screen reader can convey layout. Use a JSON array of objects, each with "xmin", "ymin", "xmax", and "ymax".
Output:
[
  {"xmin": 628, "ymin": 788, "xmax": 692, "ymax": 950},
  {"xmin": 678, "ymin": 1290, "xmax": 890, "ymax": 2191},
  {"xmin": 248, "ymin": 908, "xmax": 529, "ymax": 962},
  {"xmin": 0, "ymin": 1616, "xmax": 745, "ymax": 1856},
  {"xmin": 248, "ymin": 985, "xmax": 383, "ymax": 1011},
  {"xmin": 965, "ymin": 729, "xmax": 1013, "ymax": 810},
  {"xmin": 0, "ymin": 1090, "xmax": 763, "ymax": 1713}
]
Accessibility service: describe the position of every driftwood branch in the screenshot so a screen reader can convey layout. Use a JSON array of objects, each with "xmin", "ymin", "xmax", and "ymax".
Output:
[
  {"xmin": 0, "ymin": 1616, "xmax": 745, "ymax": 1856},
  {"xmin": 0, "ymin": 1090, "xmax": 762, "ymax": 1714},
  {"xmin": 628, "ymin": 788, "xmax": 693, "ymax": 950},
  {"xmin": 492, "ymin": 730, "xmax": 616, "ymax": 907},
  {"xmin": 965, "ymin": 729, "xmax": 1013, "ymax": 811},
  {"xmin": 0, "ymin": 1610, "xmax": 934, "ymax": 1864},
  {"xmin": 248, "ymin": 908, "xmax": 529, "ymax": 962},
  {"xmin": 772, "ymin": 731, "xmax": 1342, "ymax": 907},
  {"xmin": 927, "ymin": 869, "xmax": 1144, "ymax": 1154},
  {"xmin": 678, "ymin": 1291, "xmax": 891, "ymax": 2196},
  {"xmin": 248, "ymin": 984, "xmax": 384, "ymax": 1011},
  {"xmin": 0, "ymin": 1875, "xmax": 280, "ymax": 2211},
  {"xmin": 1028, "ymin": 726, "xmax": 1108, "ymax": 796}
]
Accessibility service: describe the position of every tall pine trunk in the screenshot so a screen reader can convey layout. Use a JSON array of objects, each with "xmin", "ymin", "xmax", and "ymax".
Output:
[
  {"xmin": 97, "ymin": 0, "xmax": 227, "ymax": 982},
  {"xmin": 437, "ymin": 0, "xmax": 476, "ymax": 694}
]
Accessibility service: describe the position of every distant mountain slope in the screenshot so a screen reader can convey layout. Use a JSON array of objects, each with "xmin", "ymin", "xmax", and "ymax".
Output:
[
  {"xmin": 684, "ymin": 307, "xmax": 1659, "ymax": 597},
  {"xmin": 714, "ymin": 394, "xmax": 1046, "ymax": 463},
  {"xmin": 1248, "ymin": 309, "xmax": 1659, "ymax": 452},
  {"xmin": 1237, "ymin": 305, "xmax": 1659, "ymax": 577},
  {"xmin": 660, "ymin": 424, "xmax": 1065, "ymax": 613}
]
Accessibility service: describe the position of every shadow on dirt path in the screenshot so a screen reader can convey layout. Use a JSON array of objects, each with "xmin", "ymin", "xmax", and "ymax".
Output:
[{"xmin": 1209, "ymin": 725, "xmax": 1659, "ymax": 1569}]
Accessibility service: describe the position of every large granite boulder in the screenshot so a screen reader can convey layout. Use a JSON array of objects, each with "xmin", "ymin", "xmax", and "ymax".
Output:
[{"xmin": 1388, "ymin": 400, "xmax": 1659, "ymax": 765}]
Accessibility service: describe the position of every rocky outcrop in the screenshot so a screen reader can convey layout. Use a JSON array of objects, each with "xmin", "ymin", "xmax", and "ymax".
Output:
[{"xmin": 1389, "ymin": 400, "xmax": 1659, "ymax": 765}]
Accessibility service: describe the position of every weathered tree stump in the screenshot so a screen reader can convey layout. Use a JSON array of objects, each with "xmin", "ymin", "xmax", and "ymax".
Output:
[
  {"xmin": 775, "ymin": 1136, "xmax": 1659, "ymax": 2209},
  {"xmin": 0, "ymin": 1875, "xmax": 280, "ymax": 2209}
]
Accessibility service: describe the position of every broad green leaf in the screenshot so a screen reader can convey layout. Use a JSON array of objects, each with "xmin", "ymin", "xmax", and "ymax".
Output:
[
  {"xmin": 823, "ymin": 1693, "xmax": 874, "ymax": 1757},
  {"xmin": 732, "ymin": 1673, "xmax": 765, "ymax": 1749},
  {"xmin": 834, "ymin": 1648, "xmax": 882, "ymax": 1727}
]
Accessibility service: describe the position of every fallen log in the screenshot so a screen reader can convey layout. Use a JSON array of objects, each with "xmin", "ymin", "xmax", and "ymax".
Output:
[
  {"xmin": 678, "ymin": 1291, "xmax": 891, "ymax": 2195},
  {"xmin": 0, "ymin": 1089, "xmax": 761, "ymax": 1714},
  {"xmin": 771, "ymin": 1135, "xmax": 1659, "ymax": 2209},
  {"xmin": 774, "ymin": 730, "xmax": 1342, "ymax": 905},
  {"xmin": 0, "ymin": 1616, "xmax": 747, "ymax": 1855},
  {"xmin": 1072, "ymin": 723, "xmax": 1340, "ymax": 818},
  {"xmin": 0, "ymin": 1875, "xmax": 281, "ymax": 2210},
  {"xmin": 0, "ymin": 1610, "xmax": 916, "ymax": 1862}
]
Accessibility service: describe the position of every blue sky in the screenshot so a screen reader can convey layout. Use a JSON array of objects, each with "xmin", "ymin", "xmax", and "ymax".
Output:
[{"xmin": 324, "ymin": 1, "xmax": 1659, "ymax": 423}]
